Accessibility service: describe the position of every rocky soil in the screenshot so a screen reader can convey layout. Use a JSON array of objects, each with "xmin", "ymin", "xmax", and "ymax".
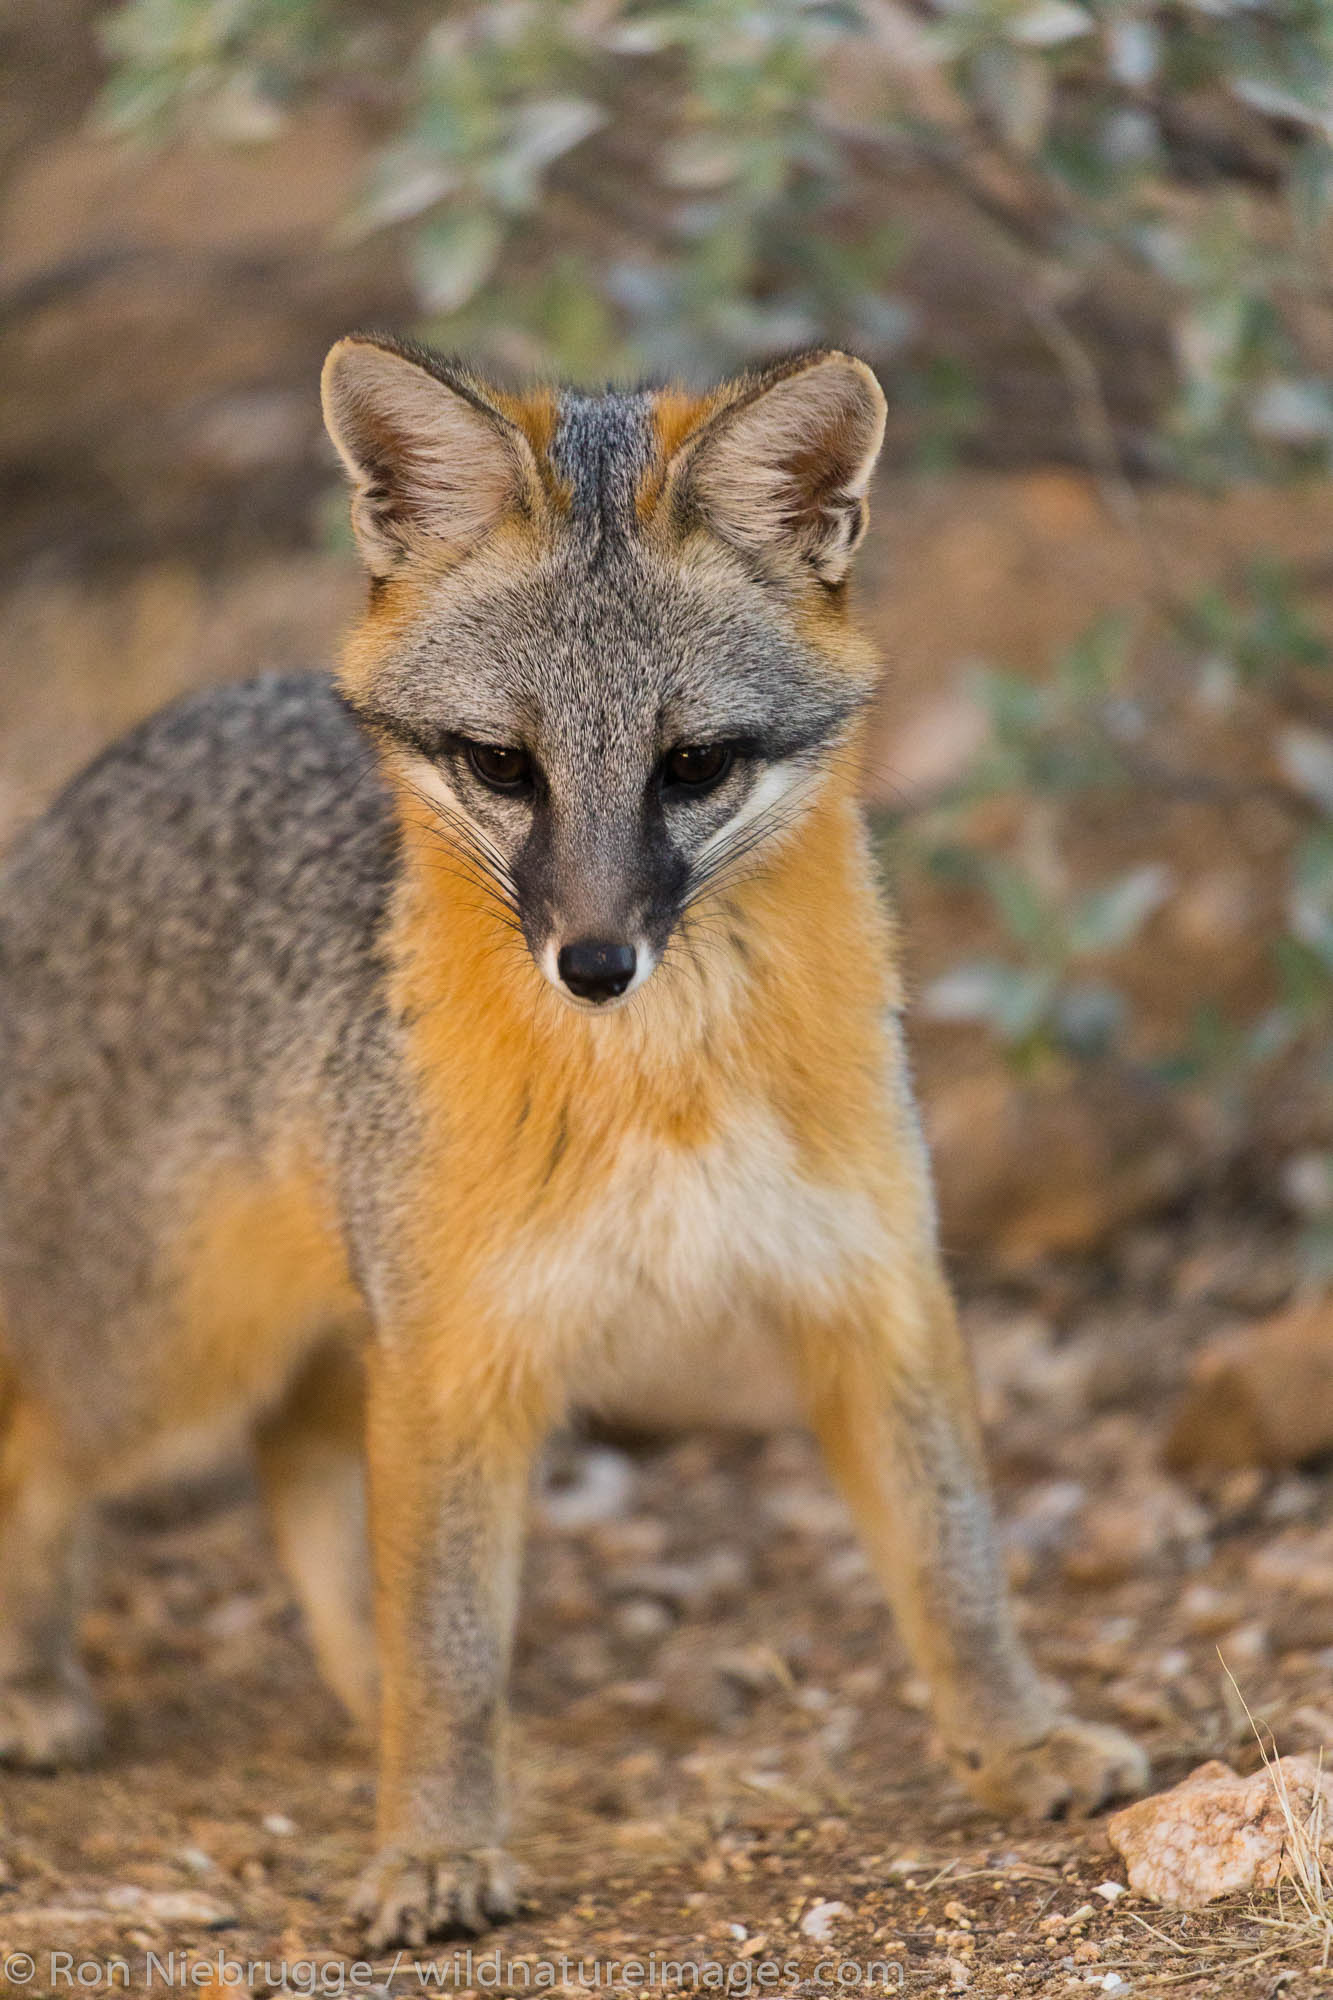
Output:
[{"xmin": 5, "ymin": 1214, "xmax": 1333, "ymax": 1997}]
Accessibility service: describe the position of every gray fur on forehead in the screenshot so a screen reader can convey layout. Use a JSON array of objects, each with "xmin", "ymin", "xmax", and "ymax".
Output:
[
  {"xmin": 549, "ymin": 391, "xmax": 656, "ymax": 552},
  {"xmin": 380, "ymin": 542, "xmax": 859, "ymax": 764},
  {"xmin": 363, "ymin": 382, "xmax": 872, "ymax": 763}
]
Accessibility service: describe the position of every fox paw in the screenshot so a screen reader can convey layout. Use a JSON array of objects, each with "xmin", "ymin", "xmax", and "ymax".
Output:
[
  {"xmin": 0, "ymin": 1671, "xmax": 102, "ymax": 1770},
  {"xmin": 958, "ymin": 1718, "xmax": 1148, "ymax": 1819},
  {"xmin": 350, "ymin": 1844, "xmax": 524, "ymax": 1948}
]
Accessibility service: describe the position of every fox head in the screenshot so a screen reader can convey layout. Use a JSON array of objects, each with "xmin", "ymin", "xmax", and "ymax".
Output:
[{"xmin": 323, "ymin": 334, "xmax": 886, "ymax": 1012}]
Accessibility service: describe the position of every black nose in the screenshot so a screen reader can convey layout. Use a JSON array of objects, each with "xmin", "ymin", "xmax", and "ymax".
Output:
[{"xmin": 557, "ymin": 938, "xmax": 637, "ymax": 1003}]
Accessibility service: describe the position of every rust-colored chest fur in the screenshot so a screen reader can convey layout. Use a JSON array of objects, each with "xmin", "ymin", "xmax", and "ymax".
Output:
[{"xmin": 381, "ymin": 758, "xmax": 913, "ymax": 1403}]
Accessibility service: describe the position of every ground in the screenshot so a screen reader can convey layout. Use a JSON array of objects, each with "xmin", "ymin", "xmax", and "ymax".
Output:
[{"xmin": 3, "ymin": 1213, "xmax": 1332, "ymax": 1998}]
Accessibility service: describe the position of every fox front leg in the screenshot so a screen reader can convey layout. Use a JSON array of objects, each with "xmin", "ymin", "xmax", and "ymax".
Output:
[
  {"xmin": 795, "ymin": 1043, "xmax": 1148, "ymax": 1816},
  {"xmin": 805, "ymin": 1297, "xmax": 1146, "ymax": 1813},
  {"xmin": 351, "ymin": 1336, "xmax": 536, "ymax": 1948}
]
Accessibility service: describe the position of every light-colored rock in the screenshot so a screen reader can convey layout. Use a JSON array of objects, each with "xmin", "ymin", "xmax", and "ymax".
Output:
[
  {"xmin": 800, "ymin": 1899, "xmax": 848, "ymax": 1942},
  {"xmin": 1062, "ymin": 1479, "xmax": 1208, "ymax": 1585},
  {"xmin": 102, "ymin": 1885, "xmax": 238, "ymax": 1926},
  {"xmin": 613, "ymin": 1596, "xmax": 674, "ymax": 1644},
  {"xmin": 1166, "ymin": 1303, "xmax": 1333, "ymax": 1471},
  {"xmin": 926, "ymin": 1068, "xmax": 1186, "ymax": 1269},
  {"xmin": 1108, "ymin": 1756, "xmax": 1333, "ymax": 1908},
  {"xmin": 540, "ymin": 1445, "xmax": 635, "ymax": 1530}
]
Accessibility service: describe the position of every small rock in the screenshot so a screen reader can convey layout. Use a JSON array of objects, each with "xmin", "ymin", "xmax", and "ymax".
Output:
[
  {"xmin": 1004, "ymin": 1480, "xmax": 1086, "ymax": 1566},
  {"xmin": 1062, "ymin": 1480, "xmax": 1207, "ymax": 1585},
  {"xmin": 1166, "ymin": 1303, "xmax": 1333, "ymax": 1472},
  {"xmin": 608, "ymin": 1548, "xmax": 750, "ymax": 1612},
  {"xmin": 103, "ymin": 1886, "xmax": 237, "ymax": 1926},
  {"xmin": 262, "ymin": 1813, "xmax": 296, "ymax": 1837},
  {"xmin": 800, "ymin": 1899, "xmax": 848, "ymax": 1943},
  {"xmin": 1249, "ymin": 1535, "xmax": 1333, "ymax": 1600},
  {"xmin": 1108, "ymin": 1756, "xmax": 1333, "ymax": 1907},
  {"xmin": 1179, "ymin": 1582, "xmax": 1242, "ymax": 1636},
  {"xmin": 1218, "ymin": 1619, "xmax": 1269, "ymax": 1666},
  {"xmin": 613, "ymin": 1596, "xmax": 673, "ymax": 1644},
  {"xmin": 6, "ymin": 1906, "xmax": 103, "ymax": 1928},
  {"xmin": 715, "ymin": 1644, "xmax": 792, "ymax": 1696},
  {"xmin": 762, "ymin": 1484, "xmax": 852, "ymax": 1539},
  {"xmin": 589, "ymin": 1515, "xmax": 669, "ymax": 1565},
  {"xmin": 540, "ymin": 1445, "xmax": 635, "ymax": 1530},
  {"xmin": 202, "ymin": 1594, "xmax": 265, "ymax": 1639}
]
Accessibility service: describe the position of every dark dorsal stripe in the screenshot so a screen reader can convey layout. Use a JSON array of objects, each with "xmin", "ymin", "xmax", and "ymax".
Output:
[{"xmin": 550, "ymin": 392, "xmax": 655, "ymax": 554}]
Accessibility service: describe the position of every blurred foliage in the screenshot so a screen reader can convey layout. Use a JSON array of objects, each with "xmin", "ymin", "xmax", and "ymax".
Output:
[
  {"xmin": 98, "ymin": 0, "xmax": 1333, "ymax": 1235},
  {"xmin": 100, "ymin": 0, "xmax": 1333, "ymax": 472},
  {"xmin": 884, "ymin": 558, "xmax": 1333, "ymax": 1247}
]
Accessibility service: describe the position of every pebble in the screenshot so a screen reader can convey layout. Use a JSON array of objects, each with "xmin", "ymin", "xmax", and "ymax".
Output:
[
  {"xmin": 608, "ymin": 1548, "xmax": 750, "ymax": 1612},
  {"xmin": 540, "ymin": 1446, "xmax": 635, "ymax": 1530},
  {"xmin": 613, "ymin": 1596, "xmax": 674, "ymax": 1643},
  {"xmin": 799, "ymin": 1899, "xmax": 848, "ymax": 1942},
  {"xmin": 104, "ymin": 1886, "xmax": 237, "ymax": 1926},
  {"xmin": 762, "ymin": 1484, "xmax": 852, "ymax": 1539}
]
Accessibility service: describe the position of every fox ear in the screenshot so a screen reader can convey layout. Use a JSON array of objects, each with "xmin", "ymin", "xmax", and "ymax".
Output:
[
  {"xmin": 683, "ymin": 353, "xmax": 886, "ymax": 586},
  {"xmin": 321, "ymin": 336, "xmax": 536, "ymax": 577}
]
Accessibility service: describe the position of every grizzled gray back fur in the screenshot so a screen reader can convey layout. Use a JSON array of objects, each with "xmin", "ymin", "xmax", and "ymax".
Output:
[{"xmin": 0, "ymin": 676, "xmax": 398, "ymax": 1446}]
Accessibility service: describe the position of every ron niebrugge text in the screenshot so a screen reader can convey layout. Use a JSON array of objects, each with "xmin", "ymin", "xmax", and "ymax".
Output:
[{"xmin": 4, "ymin": 1948, "xmax": 907, "ymax": 1992}]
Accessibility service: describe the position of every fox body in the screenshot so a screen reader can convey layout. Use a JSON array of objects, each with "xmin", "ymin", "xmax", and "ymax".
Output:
[{"xmin": 0, "ymin": 341, "xmax": 1145, "ymax": 1944}]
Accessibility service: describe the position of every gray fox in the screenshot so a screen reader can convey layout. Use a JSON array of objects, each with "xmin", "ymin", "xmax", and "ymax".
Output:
[{"xmin": 0, "ymin": 336, "xmax": 1147, "ymax": 1946}]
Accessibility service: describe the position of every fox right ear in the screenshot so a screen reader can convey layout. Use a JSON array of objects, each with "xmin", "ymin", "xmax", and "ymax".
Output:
[
  {"xmin": 677, "ymin": 352, "xmax": 887, "ymax": 586},
  {"xmin": 321, "ymin": 336, "xmax": 537, "ymax": 578}
]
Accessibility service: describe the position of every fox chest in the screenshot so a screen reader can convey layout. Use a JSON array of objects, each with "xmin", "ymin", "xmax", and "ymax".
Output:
[{"xmin": 487, "ymin": 1110, "xmax": 888, "ymax": 1421}]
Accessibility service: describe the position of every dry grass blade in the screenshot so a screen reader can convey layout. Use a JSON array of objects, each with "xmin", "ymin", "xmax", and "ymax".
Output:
[{"xmin": 1220, "ymin": 1655, "xmax": 1333, "ymax": 1970}]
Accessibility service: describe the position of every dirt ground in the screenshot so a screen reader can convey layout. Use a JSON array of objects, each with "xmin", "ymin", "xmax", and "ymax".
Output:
[{"xmin": 4, "ymin": 1207, "xmax": 1333, "ymax": 1998}]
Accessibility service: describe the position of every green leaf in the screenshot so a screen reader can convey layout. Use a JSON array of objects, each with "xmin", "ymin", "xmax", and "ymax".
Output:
[
  {"xmin": 412, "ymin": 209, "xmax": 505, "ymax": 313},
  {"xmin": 924, "ymin": 961, "xmax": 1055, "ymax": 1042},
  {"xmin": 1067, "ymin": 865, "xmax": 1172, "ymax": 955},
  {"xmin": 979, "ymin": 857, "xmax": 1057, "ymax": 951},
  {"xmin": 1053, "ymin": 980, "xmax": 1124, "ymax": 1058}
]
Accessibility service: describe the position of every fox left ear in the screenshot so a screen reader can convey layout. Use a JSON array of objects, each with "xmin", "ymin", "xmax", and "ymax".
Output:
[
  {"xmin": 681, "ymin": 353, "xmax": 887, "ymax": 586},
  {"xmin": 321, "ymin": 334, "xmax": 538, "ymax": 578}
]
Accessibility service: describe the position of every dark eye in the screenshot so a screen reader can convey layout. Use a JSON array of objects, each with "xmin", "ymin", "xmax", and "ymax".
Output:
[
  {"xmin": 466, "ymin": 741, "xmax": 532, "ymax": 792},
  {"xmin": 663, "ymin": 743, "xmax": 733, "ymax": 792}
]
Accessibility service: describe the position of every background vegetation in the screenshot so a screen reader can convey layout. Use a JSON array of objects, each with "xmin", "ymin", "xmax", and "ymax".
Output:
[{"xmin": 6, "ymin": 0, "xmax": 1333, "ymax": 1267}]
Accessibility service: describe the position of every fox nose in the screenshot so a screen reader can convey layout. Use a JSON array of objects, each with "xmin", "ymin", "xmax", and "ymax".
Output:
[{"xmin": 557, "ymin": 938, "xmax": 637, "ymax": 1004}]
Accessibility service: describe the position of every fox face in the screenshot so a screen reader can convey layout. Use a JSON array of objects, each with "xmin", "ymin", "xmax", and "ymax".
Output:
[{"xmin": 323, "ymin": 337, "xmax": 887, "ymax": 1010}]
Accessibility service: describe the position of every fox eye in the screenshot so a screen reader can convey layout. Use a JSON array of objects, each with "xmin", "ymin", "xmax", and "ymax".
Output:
[
  {"xmin": 663, "ymin": 743, "xmax": 733, "ymax": 792},
  {"xmin": 466, "ymin": 741, "xmax": 532, "ymax": 792}
]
